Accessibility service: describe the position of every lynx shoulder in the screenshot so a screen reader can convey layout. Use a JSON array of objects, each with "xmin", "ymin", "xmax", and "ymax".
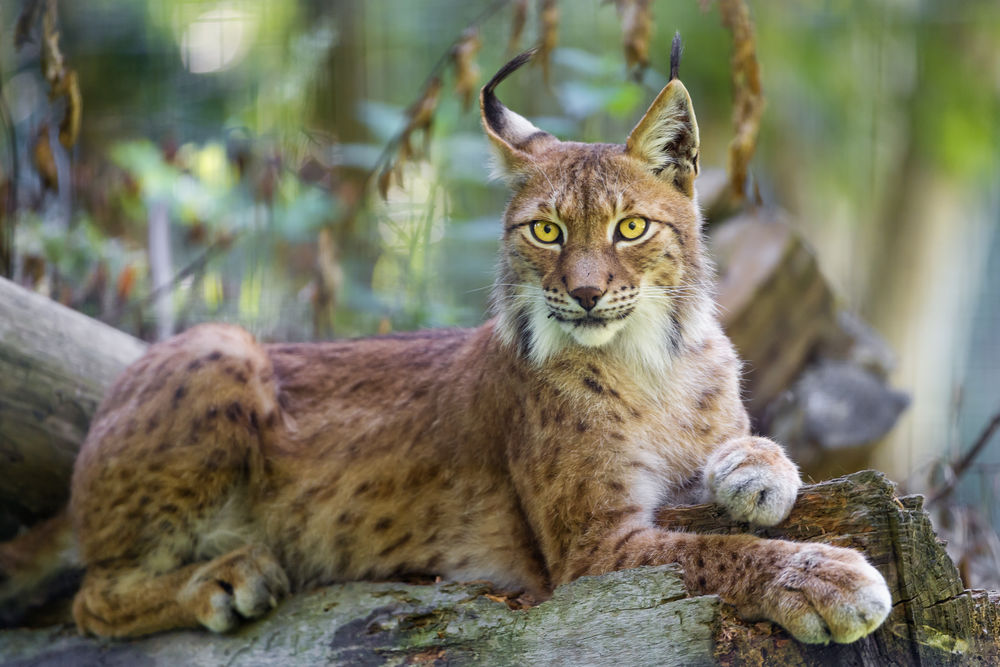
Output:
[{"xmin": 2, "ymin": 35, "xmax": 891, "ymax": 644}]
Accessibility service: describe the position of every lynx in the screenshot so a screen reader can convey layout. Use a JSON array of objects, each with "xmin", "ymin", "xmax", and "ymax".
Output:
[{"xmin": 1, "ymin": 38, "xmax": 891, "ymax": 644}]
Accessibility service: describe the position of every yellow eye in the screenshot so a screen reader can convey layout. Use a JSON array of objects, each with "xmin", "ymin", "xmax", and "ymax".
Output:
[
  {"xmin": 530, "ymin": 221, "xmax": 562, "ymax": 244},
  {"xmin": 618, "ymin": 217, "xmax": 647, "ymax": 240}
]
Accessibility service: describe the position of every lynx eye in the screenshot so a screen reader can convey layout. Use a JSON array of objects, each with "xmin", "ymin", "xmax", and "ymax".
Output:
[
  {"xmin": 617, "ymin": 217, "xmax": 648, "ymax": 241},
  {"xmin": 530, "ymin": 221, "xmax": 562, "ymax": 244}
]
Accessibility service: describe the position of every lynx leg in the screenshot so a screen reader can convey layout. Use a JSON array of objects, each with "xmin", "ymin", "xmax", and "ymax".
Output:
[
  {"xmin": 570, "ymin": 527, "xmax": 891, "ymax": 645},
  {"xmin": 73, "ymin": 545, "xmax": 289, "ymax": 637},
  {"xmin": 704, "ymin": 435, "xmax": 801, "ymax": 526}
]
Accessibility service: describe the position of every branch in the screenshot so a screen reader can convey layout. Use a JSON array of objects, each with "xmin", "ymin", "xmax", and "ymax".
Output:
[
  {"xmin": 717, "ymin": 0, "xmax": 764, "ymax": 207},
  {"xmin": 927, "ymin": 409, "xmax": 1000, "ymax": 506}
]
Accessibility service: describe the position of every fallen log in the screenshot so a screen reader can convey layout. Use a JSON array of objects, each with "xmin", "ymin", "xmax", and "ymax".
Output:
[
  {"xmin": 0, "ymin": 471, "xmax": 997, "ymax": 665},
  {"xmin": 0, "ymin": 277, "xmax": 146, "ymax": 529}
]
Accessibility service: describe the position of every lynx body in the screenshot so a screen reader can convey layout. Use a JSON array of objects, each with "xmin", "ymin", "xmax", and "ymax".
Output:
[{"xmin": 3, "ymin": 40, "xmax": 891, "ymax": 644}]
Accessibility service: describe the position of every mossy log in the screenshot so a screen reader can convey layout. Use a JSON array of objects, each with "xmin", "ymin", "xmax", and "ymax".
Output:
[{"xmin": 1, "ymin": 471, "xmax": 998, "ymax": 666}]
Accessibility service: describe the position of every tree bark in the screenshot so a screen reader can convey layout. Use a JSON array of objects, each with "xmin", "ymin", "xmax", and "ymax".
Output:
[
  {"xmin": 0, "ymin": 276, "xmax": 146, "ymax": 527},
  {"xmin": 0, "ymin": 471, "xmax": 997, "ymax": 665}
]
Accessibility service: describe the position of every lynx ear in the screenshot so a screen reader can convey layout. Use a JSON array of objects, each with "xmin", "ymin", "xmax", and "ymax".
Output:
[
  {"xmin": 625, "ymin": 34, "xmax": 700, "ymax": 197},
  {"xmin": 480, "ymin": 49, "xmax": 557, "ymax": 182}
]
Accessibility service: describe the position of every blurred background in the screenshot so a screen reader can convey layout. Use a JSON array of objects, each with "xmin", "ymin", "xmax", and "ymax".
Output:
[{"xmin": 1, "ymin": 1, "xmax": 998, "ymax": 584}]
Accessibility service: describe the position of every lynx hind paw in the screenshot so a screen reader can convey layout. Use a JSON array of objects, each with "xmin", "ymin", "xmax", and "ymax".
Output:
[
  {"xmin": 179, "ymin": 545, "xmax": 290, "ymax": 633},
  {"xmin": 706, "ymin": 437, "xmax": 801, "ymax": 526},
  {"xmin": 771, "ymin": 544, "xmax": 892, "ymax": 645}
]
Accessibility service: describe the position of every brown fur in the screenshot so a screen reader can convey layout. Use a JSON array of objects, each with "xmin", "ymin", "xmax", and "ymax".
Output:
[{"xmin": 4, "ymin": 48, "xmax": 891, "ymax": 644}]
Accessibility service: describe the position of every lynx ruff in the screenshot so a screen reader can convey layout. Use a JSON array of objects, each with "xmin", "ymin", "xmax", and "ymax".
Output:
[{"xmin": 0, "ymin": 37, "xmax": 891, "ymax": 644}]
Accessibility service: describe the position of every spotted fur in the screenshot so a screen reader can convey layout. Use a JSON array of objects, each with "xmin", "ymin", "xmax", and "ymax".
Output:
[{"xmin": 0, "ymin": 44, "xmax": 890, "ymax": 644}]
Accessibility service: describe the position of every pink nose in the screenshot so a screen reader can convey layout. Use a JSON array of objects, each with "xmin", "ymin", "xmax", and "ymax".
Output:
[{"xmin": 569, "ymin": 286, "xmax": 604, "ymax": 311}]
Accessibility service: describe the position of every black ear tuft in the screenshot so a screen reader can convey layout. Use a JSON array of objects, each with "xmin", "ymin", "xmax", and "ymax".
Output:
[
  {"xmin": 480, "ymin": 48, "xmax": 556, "ymax": 179},
  {"xmin": 481, "ymin": 48, "xmax": 538, "ymax": 136},
  {"xmin": 670, "ymin": 32, "xmax": 682, "ymax": 82}
]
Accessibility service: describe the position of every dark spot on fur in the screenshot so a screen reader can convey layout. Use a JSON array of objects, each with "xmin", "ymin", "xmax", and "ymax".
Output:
[
  {"xmin": 205, "ymin": 448, "xmax": 227, "ymax": 471},
  {"xmin": 225, "ymin": 402, "xmax": 244, "ymax": 422},
  {"xmin": 696, "ymin": 385, "xmax": 722, "ymax": 411},
  {"xmin": 583, "ymin": 376, "xmax": 604, "ymax": 394},
  {"xmin": 697, "ymin": 575, "xmax": 707, "ymax": 590},
  {"xmin": 207, "ymin": 351, "xmax": 223, "ymax": 361},
  {"xmin": 378, "ymin": 532, "xmax": 412, "ymax": 557},
  {"xmin": 172, "ymin": 384, "xmax": 188, "ymax": 407},
  {"xmin": 145, "ymin": 416, "xmax": 159, "ymax": 433},
  {"xmin": 353, "ymin": 481, "xmax": 372, "ymax": 497},
  {"xmin": 373, "ymin": 517, "xmax": 393, "ymax": 532},
  {"xmin": 576, "ymin": 420, "xmax": 589, "ymax": 433},
  {"xmin": 187, "ymin": 359, "xmax": 203, "ymax": 371},
  {"xmin": 615, "ymin": 528, "xmax": 642, "ymax": 553}
]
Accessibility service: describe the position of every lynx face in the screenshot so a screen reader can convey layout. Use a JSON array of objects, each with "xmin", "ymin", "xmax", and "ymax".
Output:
[{"xmin": 483, "ymin": 51, "xmax": 711, "ymax": 370}]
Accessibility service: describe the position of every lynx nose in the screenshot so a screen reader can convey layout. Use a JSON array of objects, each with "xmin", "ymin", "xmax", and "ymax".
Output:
[{"xmin": 569, "ymin": 286, "xmax": 604, "ymax": 311}]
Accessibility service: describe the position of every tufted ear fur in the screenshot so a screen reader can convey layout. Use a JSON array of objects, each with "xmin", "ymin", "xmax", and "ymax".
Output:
[
  {"xmin": 625, "ymin": 33, "xmax": 700, "ymax": 197},
  {"xmin": 480, "ymin": 49, "xmax": 558, "ymax": 183}
]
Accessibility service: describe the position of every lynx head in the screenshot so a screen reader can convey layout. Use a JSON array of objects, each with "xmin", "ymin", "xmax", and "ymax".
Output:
[{"xmin": 483, "ymin": 34, "xmax": 714, "ymax": 373}]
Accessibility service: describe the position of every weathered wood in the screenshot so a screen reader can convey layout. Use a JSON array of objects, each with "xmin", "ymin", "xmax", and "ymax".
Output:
[
  {"xmin": 1, "ymin": 471, "xmax": 997, "ymax": 666},
  {"xmin": 658, "ymin": 470, "xmax": 1000, "ymax": 665},
  {"xmin": 0, "ymin": 277, "xmax": 147, "ymax": 525}
]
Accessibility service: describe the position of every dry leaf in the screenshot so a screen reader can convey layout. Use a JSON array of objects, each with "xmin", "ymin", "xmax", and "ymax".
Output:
[
  {"xmin": 616, "ymin": 0, "xmax": 653, "ymax": 80},
  {"xmin": 508, "ymin": 0, "xmax": 528, "ymax": 54},
  {"xmin": 57, "ymin": 69, "xmax": 82, "ymax": 148},
  {"xmin": 33, "ymin": 126, "xmax": 58, "ymax": 192},
  {"xmin": 538, "ymin": 0, "xmax": 559, "ymax": 85},
  {"xmin": 115, "ymin": 264, "xmax": 137, "ymax": 303},
  {"xmin": 377, "ymin": 163, "xmax": 394, "ymax": 200},
  {"xmin": 40, "ymin": 1, "xmax": 65, "ymax": 89},
  {"xmin": 451, "ymin": 28, "xmax": 481, "ymax": 111}
]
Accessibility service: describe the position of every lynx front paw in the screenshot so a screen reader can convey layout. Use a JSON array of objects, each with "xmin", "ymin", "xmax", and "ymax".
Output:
[
  {"xmin": 705, "ymin": 436, "xmax": 801, "ymax": 526},
  {"xmin": 766, "ymin": 543, "xmax": 892, "ymax": 644},
  {"xmin": 179, "ymin": 545, "xmax": 290, "ymax": 633}
]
